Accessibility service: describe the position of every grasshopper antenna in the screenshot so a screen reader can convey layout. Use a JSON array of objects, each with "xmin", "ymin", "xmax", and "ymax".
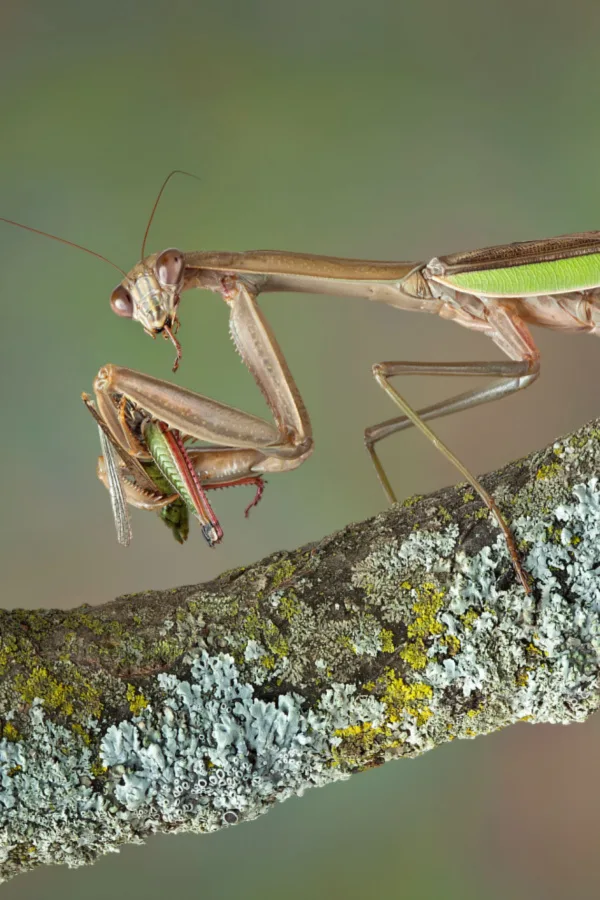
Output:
[
  {"xmin": 0, "ymin": 217, "xmax": 129, "ymax": 278},
  {"xmin": 140, "ymin": 169, "xmax": 201, "ymax": 262}
]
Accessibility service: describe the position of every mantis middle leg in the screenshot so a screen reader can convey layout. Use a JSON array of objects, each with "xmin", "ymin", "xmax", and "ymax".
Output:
[{"xmin": 364, "ymin": 305, "xmax": 540, "ymax": 592}]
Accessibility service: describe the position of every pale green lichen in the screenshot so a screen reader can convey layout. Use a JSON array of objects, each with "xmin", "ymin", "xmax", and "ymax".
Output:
[
  {"xmin": 0, "ymin": 653, "xmax": 389, "ymax": 880},
  {"xmin": 350, "ymin": 614, "xmax": 385, "ymax": 656}
]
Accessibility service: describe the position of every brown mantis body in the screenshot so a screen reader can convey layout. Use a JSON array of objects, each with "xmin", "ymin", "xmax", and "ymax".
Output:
[
  {"xmin": 7, "ymin": 173, "xmax": 600, "ymax": 591},
  {"xmin": 109, "ymin": 234, "xmax": 600, "ymax": 593}
]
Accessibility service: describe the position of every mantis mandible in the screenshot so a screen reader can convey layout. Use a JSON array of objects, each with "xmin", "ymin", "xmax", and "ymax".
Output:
[{"xmin": 6, "ymin": 174, "xmax": 600, "ymax": 591}]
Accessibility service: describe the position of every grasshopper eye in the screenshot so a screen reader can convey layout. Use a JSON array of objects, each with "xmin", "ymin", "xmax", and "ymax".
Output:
[
  {"xmin": 156, "ymin": 249, "xmax": 184, "ymax": 286},
  {"xmin": 110, "ymin": 284, "xmax": 134, "ymax": 318}
]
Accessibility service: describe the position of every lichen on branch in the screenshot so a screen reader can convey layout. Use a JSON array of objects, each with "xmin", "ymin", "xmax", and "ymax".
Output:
[{"xmin": 1, "ymin": 419, "xmax": 600, "ymax": 883}]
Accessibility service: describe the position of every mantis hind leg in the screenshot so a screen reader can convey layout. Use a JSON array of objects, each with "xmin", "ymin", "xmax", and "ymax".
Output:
[
  {"xmin": 365, "ymin": 354, "xmax": 540, "ymax": 594},
  {"xmin": 366, "ymin": 302, "xmax": 540, "ymax": 500},
  {"xmin": 365, "ymin": 357, "xmax": 540, "ymax": 501}
]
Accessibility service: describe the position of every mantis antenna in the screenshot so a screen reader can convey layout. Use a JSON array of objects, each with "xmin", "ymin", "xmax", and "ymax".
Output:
[
  {"xmin": 139, "ymin": 169, "xmax": 201, "ymax": 262},
  {"xmin": 0, "ymin": 217, "xmax": 128, "ymax": 279}
]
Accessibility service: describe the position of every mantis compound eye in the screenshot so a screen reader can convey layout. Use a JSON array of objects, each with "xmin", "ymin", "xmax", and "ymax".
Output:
[
  {"xmin": 110, "ymin": 284, "xmax": 134, "ymax": 318},
  {"xmin": 156, "ymin": 248, "xmax": 184, "ymax": 286}
]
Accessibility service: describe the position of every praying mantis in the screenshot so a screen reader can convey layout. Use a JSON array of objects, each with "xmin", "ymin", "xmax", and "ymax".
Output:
[{"xmin": 5, "ymin": 175, "xmax": 600, "ymax": 593}]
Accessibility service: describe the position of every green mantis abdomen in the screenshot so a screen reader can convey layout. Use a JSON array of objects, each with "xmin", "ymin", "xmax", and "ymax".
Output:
[{"xmin": 428, "ymin": 252, "xmax": 600, "ymax": 298}]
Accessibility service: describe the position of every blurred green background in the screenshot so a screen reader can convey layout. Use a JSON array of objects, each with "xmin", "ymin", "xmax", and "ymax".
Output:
[{"xmin": 2, "ymin": 0, "xmax": 600, "ymax": 897}]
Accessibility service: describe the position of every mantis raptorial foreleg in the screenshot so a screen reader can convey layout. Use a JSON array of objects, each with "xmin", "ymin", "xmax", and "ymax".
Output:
[{"xmin": 84, "ymin": 280, "xmax": 313, "ymax": 544}]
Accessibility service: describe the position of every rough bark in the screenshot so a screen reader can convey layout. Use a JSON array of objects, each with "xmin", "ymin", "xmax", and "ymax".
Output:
[{"xmin": 1, "ymin": 419, "xmax": 600, "ymax": 883}]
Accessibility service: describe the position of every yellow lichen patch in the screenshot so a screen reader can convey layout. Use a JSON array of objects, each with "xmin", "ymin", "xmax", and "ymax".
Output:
[
  {"xmin": 269, "ymin": 559, "xmax": 296, "ymax": 589},
  {"xmin": 380, "ymin": 629, "xmax": 395, "ymax": 653},
  {"xmin": 242, "ymin": 609, "xmax": 288, "ymax": 660},
  {"xmin": 90, "ymin": 759, "xmax": 107, "ymax": 778},
  {"xmin": 16, "ymin": 666, "xmax": 103, "ymax": 720},
  {"xmin": 70, "ymin": 723, "xmax": 91, "ymax": 745},
  {"xmin": 399, "ymin": 642, "xmax": 428, "ymax": 670},
  {"xmin": 380, "ymin": 668, "xmax": 433, "ymax": 726},
  {"xmin": 278, "ymin": 593, "xmax": 301, "ymax": 621},
  {"xmin": 260, "ymin": 655, "xmax": 275, "ymax": 670},
  {"xmin": 63, "ymin": 610, "xmax": 106, "ymax": 637},
  {"xmin": 399, "ymin": 582, "xmax": 445, "ymax": 671},
  {"xmin": 437, "ymin": 506, "xmax": 452, "ymax": 524},
  {"xmin": 535, "ymin": 462, "xmax": 561, "ymax": 481},
  {"xmin": 440, "ymin": 634, "xmax": 461, "ymax": 657},
  {"xmin": 568, "ymin": 429, "xmax": 600, "ymax": 450},
  {"xmin": 126, "ymin": 684, "xmax": 148, "ymax": 716},
  {"xmin": 331, "ymin": 722, "xmax": 400, "ymax": 768},
  {"xmin": 544, "ymin": 524, "xmax": 564, "ymax": 545},
  {"xmin": 337, "ymin": 634, "xmax": 354, "ymax": 652},
  {"xmin": 461, "ymin": 609, "xmax": 480, "ymax": 630},
  {"xmin": 0, "ymin": 635, "xmax": 18, "ymax": 675},
  {"xmin": 526, "ymin": 642, "xmax": 545, "ymax": 657},
  {"xmin": 58, "ymin": 632, "xmax": 76, "ymax": 663},
  {"xmin": 401, "ymin": 494, "xmax": 423, "ymax": 509},
  {"xmin": 266, "ymin": 630, "xmax": 289, "ymax": 658},
  {"xmin": 417, "ymin": 706, "xmax": 433, "ymax": 724},
  {"xmin": 463, "ymin": 491, "xmax": 475, "ymax": 503},
  {"xmin": 152, "ymin": 638, "xmax": 182, "ymax": 665},
  {"xmin": 2, "ymin": 722, "xmax": 20, "ymax": 741},
  {"xmin": 515, "ymin": 669, "xmax": 530, "ymax": 687},
  {"xmin": 466, "ymin": 706, "xmax": 482, "ymax": 718}
]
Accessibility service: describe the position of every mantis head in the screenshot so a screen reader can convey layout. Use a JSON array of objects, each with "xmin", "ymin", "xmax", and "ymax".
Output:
[
  {"xmin": 111, "ymin": 249, "xmax": 186, "ymax": 370},
  {"xmin": 0, "ymin": 170, "xmax": 198, "ymax": 372}
]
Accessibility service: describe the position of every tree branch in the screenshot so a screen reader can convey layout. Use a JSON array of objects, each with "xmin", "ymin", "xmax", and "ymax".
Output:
[{"xmin": 2, "ymin": 419, "xmax": 600, "ymax": 882}]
